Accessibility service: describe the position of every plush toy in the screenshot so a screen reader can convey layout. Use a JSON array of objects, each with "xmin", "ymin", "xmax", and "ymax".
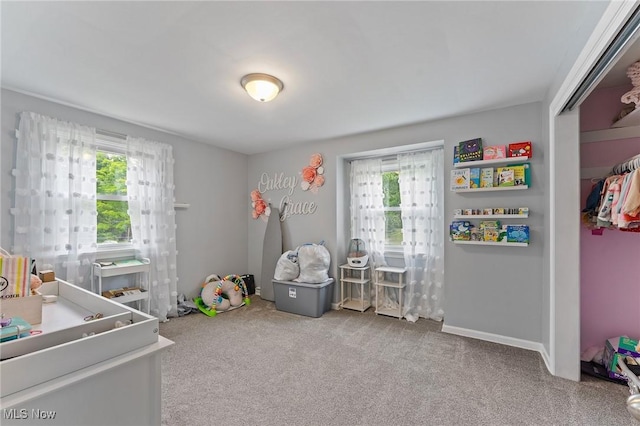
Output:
[
  {"xmin": 30, "ymin": 274, "xmax": 42, "ymax": 295},
  {"xmin": 199, "ymin": 274, "xmax": 250, "ymax": 315}
]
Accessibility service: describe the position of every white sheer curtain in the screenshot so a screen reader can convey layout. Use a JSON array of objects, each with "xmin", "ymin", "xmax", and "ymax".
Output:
[
  {"xmin": 13, "ymin": 112, "xmax": 98, "ymax": 287},
  {"xmin": 398, "ymin": 148, "xmax": 445, "ymax": 321},
  {"xmin": 125, "ymin": 136, "xmax": 178, "ymax": 321},
  {"xmin": 350, "ymin": 158, "xmax": 386, "ymax": 267}
]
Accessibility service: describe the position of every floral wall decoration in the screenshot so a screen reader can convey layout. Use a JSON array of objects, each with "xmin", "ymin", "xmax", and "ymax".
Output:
[
  {"xmin": 300, "ymin": 153, "xmax": 325, "ymax": 193},
  {"xmin": 250, "ymin": 189, "xmax": 270, "ymax": 221},
  {"xmin": 250, "ymin": 152, "xmax": 325, "ymax": 221}
]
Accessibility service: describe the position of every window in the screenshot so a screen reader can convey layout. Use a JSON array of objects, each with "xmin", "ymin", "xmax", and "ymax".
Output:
[
  {"xmin": 382, "ymin": 163, "xmax": 402, "ymax": 248},
  {"xmin": 96, "ymin": 148, "xmax": 131, "ymax": 246}
]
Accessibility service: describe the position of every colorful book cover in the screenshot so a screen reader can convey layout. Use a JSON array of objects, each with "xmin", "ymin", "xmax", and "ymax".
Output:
[
  {"xmin": 483, "ymin": 145, "xmax": 506, "ymax": 160},
  {"xmin": 509, "ymin": 163, "xmax": 531, "ymax": 186},
  {"xmin": 507, "ymin": 141, "xmax": 532, "ymax": 158},
  {"xmin": 450, "ymin": 221, "xmax": 471, "ymax": 240},
  {"xmin": 453, "ymin": 145, "xmax": 460, "ymax": 164},
  {"xmin": 469, "ymin": 227, "xmax": 483, "ymax": 241},
  {"xmin": 484, "ymin": 228, "xmax": 500, "ymax": 242},
  {"xmin": 510, "ymin": 165, "xmax": 526, "ymax": 186},
  {"xmin": 496, "ymin": 167, "xmax": 515, "ymax": 186},
  {"xmin": 450, "ymin": 169, "xmax": 470, "ymax": 190},
  {"xmin": 469, "ymin": 168, "xmax": 480, "ymax": 189},
  {"xmin": 458, "ymin": 138, "xmax": 483, "ymax": 162},
  {"xmin": 480, "ymin": 168, "xmax": 494, "ymax": 188},
  {"xmin": 506, "ymin": 225, "xmax": 530, "ymax": 243},
  {"xmin": 480, "ymin": 220, "xmax": 501, "ymax": 230}
]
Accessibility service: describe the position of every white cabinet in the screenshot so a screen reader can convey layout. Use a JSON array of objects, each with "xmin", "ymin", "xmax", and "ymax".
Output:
[
  {"xmin": 374, "ymin": 266, "xmax": 407, "ymax": 319},
  {"xmin": 339, "ymin": 264, "xmax": 371, "ymax": 312},
  {"xmin": 91, "ymin": 258, "xmax": 150, "ymax": 313},
  {"xmin": 0, "ymin": 279, "xmax": 172, "ymax": 425}
]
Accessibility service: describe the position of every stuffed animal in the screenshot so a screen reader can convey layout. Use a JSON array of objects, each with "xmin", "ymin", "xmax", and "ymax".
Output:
[
  {"xmin": 200, "ymin": 275, "xmax": 244, "ymax": 312},
  {"xmin": 30, "ymin": 274, "xmax": 42, "ymax": 294}
]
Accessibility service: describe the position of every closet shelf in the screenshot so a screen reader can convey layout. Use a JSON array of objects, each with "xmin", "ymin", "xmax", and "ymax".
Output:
[
  {"xmin": 453, "ymin": 185, "xmax": 528, "ymax": 193},
  {"xmin": 451, "ymin": 240, "xmax": 528, "ymax": 247},
  {"xmin": 454, "ymin": 213, "xmax": 528, "ymax": 219},
  {"xmin": 453, "ymin": 156, "xmax": 529, "ymax": 168},
  {"xmin": 580, "ymin": 126, "xmax": 640, "ymax": 144},
  {"xmin": 611, "ymin": 107, "xmax": 640, "ymax": 128}
]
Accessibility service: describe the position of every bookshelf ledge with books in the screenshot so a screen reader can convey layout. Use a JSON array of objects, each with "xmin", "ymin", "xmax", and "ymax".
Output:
[
  {"xmin": 453, "ymin": 185, "xmax": 528, "ymax": 193},
  {"xmin": 451, "ymin": 240, "xmax": 529, "ymax": 247},
  {"xmin": 454, "ymin": 213, "xmax": 528, "ymax": 219},
  {"xmin": 453, "ymin": 156, "xmax": 529, "ymax": 168}
]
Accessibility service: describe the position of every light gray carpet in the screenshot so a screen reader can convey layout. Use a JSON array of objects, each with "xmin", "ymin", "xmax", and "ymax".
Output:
[{"xmin": 160, "ymin": 296, "xmax": 635, "ymax": 425}]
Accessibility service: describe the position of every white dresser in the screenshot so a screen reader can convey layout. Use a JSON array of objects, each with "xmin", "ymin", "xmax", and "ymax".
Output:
[{"xmin": 0, "ymin": 279, "xmax": 173, "ymax": 425}]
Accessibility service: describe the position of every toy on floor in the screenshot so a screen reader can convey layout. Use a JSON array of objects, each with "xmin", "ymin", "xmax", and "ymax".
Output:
[{"xmin": 195, "ymin": 274, "xmax": 251, "ymax": 317}]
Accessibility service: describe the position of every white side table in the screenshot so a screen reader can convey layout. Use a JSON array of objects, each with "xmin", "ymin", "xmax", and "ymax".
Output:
[
  {"xmin": 339, "ymin": 264, "xmax": 371, "ymax": 312},
  {"xmin": 91, "ymin": 258, "xmax": 151, "ymax": 313},
  {"xmin": 374, "ymin": 266, "xmax": 407, "ymax": 319}
]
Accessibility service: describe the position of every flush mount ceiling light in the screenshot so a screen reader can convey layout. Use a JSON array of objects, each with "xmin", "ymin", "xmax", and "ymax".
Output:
[{"xmin": 241, "ymin": 73, "xmax": 283, "ymax": 102}]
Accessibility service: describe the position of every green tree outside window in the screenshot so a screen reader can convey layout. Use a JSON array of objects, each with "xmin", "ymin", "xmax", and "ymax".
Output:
[{"xmin": 96, "ymin": 151, "xmax": 131, "ymax": 244}]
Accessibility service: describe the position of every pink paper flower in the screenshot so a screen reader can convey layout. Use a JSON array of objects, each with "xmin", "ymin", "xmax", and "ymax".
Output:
[
  {"xmin": 313, "ymin": 175, "xmax": 325, "ymax": 187},
  {"xmin": 309, "ymin": 153, "xmax": 323, "ymax": 168},
  {"xmin": 254, "ymin": 199, "xmax": 267, "ymax": 216},
  {"xmin": 250, "ymin": 189, "xmax": 261, "ymax": 201},
  {"xmin": 302, "ymin": 166, "xmax": 317, "ymax": 183}
]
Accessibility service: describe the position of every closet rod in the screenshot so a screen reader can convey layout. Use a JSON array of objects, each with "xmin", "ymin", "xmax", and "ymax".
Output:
[{"xmin": 612, "ymin": 153, "xmax": 640, "ymax": 174}]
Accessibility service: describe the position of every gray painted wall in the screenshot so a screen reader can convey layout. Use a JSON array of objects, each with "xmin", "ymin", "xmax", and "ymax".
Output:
[
  {"xmin": 248, "ymin": 101, "xmax": 546, "ymax": 344},
  {"xmin": 1, "ymin": 89, "xmax": 248, "ymax": 299},
  {"xmin": 2, "ymin": 89, "xmax": 548, "ymax": 346}
]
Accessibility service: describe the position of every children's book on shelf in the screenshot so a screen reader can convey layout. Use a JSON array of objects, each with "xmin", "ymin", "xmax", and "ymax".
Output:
[
  {"xmin": 469, "ymin": 227, "xmax": 483, "ymax": 241},
  {"xmin": 469, "ymin": 168, "xmax": 480, "ymax": 189},
  {"xmin": 480, "ymin": 167, "xmax": 494, "ymax": 188},
  {"xmin": 450, "ymin": 169, "xmax": 470, "ymax": 190},
  {"xmin": 496, "ymin": 167, "xmax": 515, "ymax": 186},
  {"xmin": 483, "ymin": 228, "xmax": 500, "ymax": 242},
  {"xmin": 450, "ymin": 221, "xmax": 471, "ymax": 240},
  {"xmin": 483, "ymin": 145, "xmax": 506, "ymax": 160},
  {"xmin": 458, "ymin": 138, "xmax": 483, "ymax": 162},
  {"xmin": 453, "ymin": 145, "xmax": 460, "ymax": 164},
  {"xmin": 480, "ymin": 220, "xmax": 501, "ymax": 230},
  {"xmin": 506, "ymin": 225, "xmax": 530, "ymax": 243},
  {"xmin": 507, "ymin": 141, "xmax": 532, "ymax": 158},
  {"xmin": 510, "ymin": 163, "xmax": 528, "ymax": 186},
  {"xmin": 514, "ymin": 163, "xmax": 531, "ymax": 186}
]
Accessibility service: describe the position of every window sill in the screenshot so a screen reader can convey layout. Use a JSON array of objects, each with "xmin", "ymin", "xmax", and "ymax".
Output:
[{"xmin": 96, "ymin": 245, "xmax": 137, "ymax": 261}]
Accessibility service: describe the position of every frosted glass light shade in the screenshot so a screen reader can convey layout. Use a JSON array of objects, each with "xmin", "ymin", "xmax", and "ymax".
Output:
[{"xmin": 241, "ymin": 73, "xmax": 283, "ymax": 102}]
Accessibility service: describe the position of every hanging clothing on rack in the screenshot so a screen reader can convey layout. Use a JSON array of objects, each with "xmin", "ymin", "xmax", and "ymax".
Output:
[{"xmin": 582, "ymin": 154, "xmax": 640, "ymax": 233}]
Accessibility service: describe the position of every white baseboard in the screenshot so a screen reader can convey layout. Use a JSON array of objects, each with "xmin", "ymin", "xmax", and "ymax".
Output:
[
  {"xmin": 255, "ymin": 287, "xmax": 261, "ymax": 297},
  {"xmin": 539, "ymin": 345, "xmax": 552, "ymax": 374},
  {"xmin": 331, "ymin": 302, "xmax": 340, "ymax": 311},
  {"xmin": 442, "ymin": 324, "xmax": 548, "ymax": 368}
]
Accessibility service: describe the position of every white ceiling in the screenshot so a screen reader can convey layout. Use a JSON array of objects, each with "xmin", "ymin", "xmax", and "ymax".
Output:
[{"xmin": 1, "ymin": 1, "xmax": 616, "ymax": 155}]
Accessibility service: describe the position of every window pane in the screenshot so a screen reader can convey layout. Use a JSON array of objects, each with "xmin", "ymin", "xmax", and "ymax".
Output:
[
  {"xmin": 96, "ymin": 150, "xmax": 130, "ymax": 245},
  {"xmin": 97, "ymin": 200, "xmax": 131, "ymax": 244},
  {"xmin": 382, "ymin": 171, "xmax": 400, "ymax": 207},
  {"xmin": 96, "ymin": 151, "xmax": 127, "ymax": 196},
  {"xmin": 385, "ymin": 210, "xmax": 403, "ymax": 245},
  {"xmin": 383, "ymin": 171, "xmax": 402, "ymax": 245}
]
